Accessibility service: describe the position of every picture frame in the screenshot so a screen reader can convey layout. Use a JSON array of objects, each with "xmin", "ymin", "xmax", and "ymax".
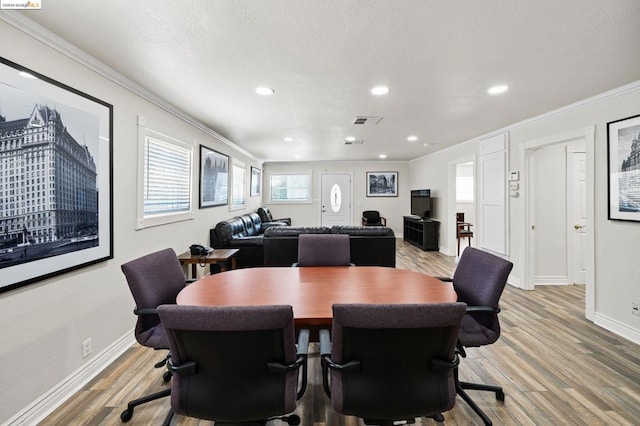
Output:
[
  {"xmin": 0, "ymin": 56, "xmax": 113, "ymax": 293},
  {"xmin": 366, "ymin": 171, "xmax": 398, "ymax": 197},
  {"xmin": 250, "ymin": 166, "xmax": 261, "ymax": 197},
  {"xmin": 607, "ymin": 114, "xmax": 640, "ymax": 222},
  {"xmin": 199, "ymin": 145, "xmax": 229, "ymax": 208}
]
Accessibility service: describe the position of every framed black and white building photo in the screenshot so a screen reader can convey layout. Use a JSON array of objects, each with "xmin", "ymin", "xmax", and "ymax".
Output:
[
  {"xmin": 366, "ymin": 171, "xmax": 398, "ymax": 197},
  {"xmin": 199, "ymin": 145, "xmax": 229, "ymax": 208},
  {"xmin": 607, "ymin": 114, "xmax": 640, "ymax": 222},
  {"xmin": 0, "ymin": 57, "xmax": 113, "ymax": 293}
]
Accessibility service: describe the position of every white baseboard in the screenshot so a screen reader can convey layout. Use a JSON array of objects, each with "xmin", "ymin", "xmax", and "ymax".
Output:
[
  {"xmin": 594, "ymin": 313, "xmax": 640, "ymax": 346},
  {"xmin": 534, "ymin": 275, "xmax": 569, "ymax": 285},
  {"xmin": 3, "ymin": 331, "xmax": 135, "ymax": 426}
]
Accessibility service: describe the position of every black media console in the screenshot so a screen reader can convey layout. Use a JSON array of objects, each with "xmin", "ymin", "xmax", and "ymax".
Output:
[{"xmin": 403, "ymin": 216, "xmax": 439, "ymax": 251}]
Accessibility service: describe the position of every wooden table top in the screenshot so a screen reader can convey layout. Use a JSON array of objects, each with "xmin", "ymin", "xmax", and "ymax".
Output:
[{"xmin": 177, "ymin": 266, "xmax": 457, "ymax": 327}]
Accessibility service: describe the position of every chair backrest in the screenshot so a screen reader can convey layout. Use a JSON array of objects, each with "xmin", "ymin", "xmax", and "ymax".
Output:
[
  {"xmin": 157, "ymin": 304, "xmax": 299, "ymax": 422},
  {"xmin": 121, "ymin": 248, "xmax": 185, "ymax": 347},
  {"xmin": 297, "ymin": 233, "xmax": 351, "ymax": 266},
  {"xmin": 328, "ymin": 303, "xmax": 466, "ymax": 420},
  {"xmin": 456, "ymin": 212, "xmax": 464, "ymax": 222},
  {"xmin": 452, "ymin": 247, "xmax": 513, "ymax": 344},
  {"xmin": 362, "ymin": 210, "xmax": 380, "ymax": 223}
]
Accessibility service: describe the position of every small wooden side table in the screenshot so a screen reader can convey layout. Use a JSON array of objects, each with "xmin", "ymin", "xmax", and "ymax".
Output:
[{"xmin": 177, "ymin": 249, "xmax": 239, "ymax": 279}]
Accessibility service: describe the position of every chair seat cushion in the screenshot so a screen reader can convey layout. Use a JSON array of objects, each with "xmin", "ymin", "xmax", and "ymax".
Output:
[
  {"xmin": 136, "ymin": 323, "xmax": 169, "ymax": 349},
  {"xmin": 458, "ymin": 230, "xmax": 473, "ymax": 236},
  {"xmin": 458, "ymin": 315, "xmax": 499, "ymax": 347}
]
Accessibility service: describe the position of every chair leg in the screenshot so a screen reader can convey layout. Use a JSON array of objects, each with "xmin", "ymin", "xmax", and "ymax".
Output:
[
  {"xmin": 454, "ymin": 367, "xmax": 503, "ymax": 426},
  {"xmin": 161, "ymin": 409, "xmax": 175, "ymax": 426},
  {"xmin": 120, "ymin": 388, "xmax": 171, "ymax": 423}
]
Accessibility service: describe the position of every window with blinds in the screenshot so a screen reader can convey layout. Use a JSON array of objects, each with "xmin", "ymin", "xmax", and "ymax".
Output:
[
  {"xmin": 143, "ymin": 136, "xmax": 192, "ymax": 215},
  {"xmin": 136, "ymin": 118, "xmax": 194, "ymax": 230},
  {"xmin": 230, "ymin": 161, "xmax": 246, "ymax": 210}
]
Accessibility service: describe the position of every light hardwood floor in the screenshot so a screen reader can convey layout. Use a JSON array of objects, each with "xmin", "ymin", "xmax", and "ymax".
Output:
[{"xmin": 41, "ymin": 241, "xmax": 640, "ymax": 425}]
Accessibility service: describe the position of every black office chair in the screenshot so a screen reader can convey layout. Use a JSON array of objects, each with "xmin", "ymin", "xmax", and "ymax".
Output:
[
  {"xmin": 120, "ymin": 248, "xmax": 188, "ymax": 424},
  {"xmin": 293, "ymin": 233, "xmax": 353, "ymax": 266},
  {"xmin": 362, "ymin": 210, "xmax": 387, "ymax": 226},
  {"xmin": 157, "ymin": 304, "xmax": 309, "ymax": 426},
  {"xmin": 438, "ymin": 247, "xmax": 513, "ymax": 426},
  {"xmin": 320, "ymin": 303, "xmax": 467, "ymax": 425}
]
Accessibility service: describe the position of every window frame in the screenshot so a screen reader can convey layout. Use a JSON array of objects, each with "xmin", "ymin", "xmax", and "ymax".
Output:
[
  {"xmin": 136, "ymin": 118, "xmax": 194, "ymax": 230},
  {"xmin": 267, "ymin": 171, "xmax": 312, "ymax": 204},
  {"xmin": 229, "ymin": 159, "xmax": 246, "ymax": 211}
]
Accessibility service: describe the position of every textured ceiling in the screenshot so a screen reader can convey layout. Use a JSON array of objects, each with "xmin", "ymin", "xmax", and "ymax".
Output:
[{"xmin": 16, "ymin": 0, "xmax": 640, "ymax": 162}]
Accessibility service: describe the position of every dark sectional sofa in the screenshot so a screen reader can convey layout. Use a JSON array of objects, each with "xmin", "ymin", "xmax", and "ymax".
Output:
[
  {"xmin": 263, "ymin": 225, "xmax": 396, "ymax": 267},
  {"xmin": 209, "ymin": 211, "xmax": 289, "ymax": 268},
  {"xmin": 210, "ymin": 210, "xmax": 397, "ymax": 268}
]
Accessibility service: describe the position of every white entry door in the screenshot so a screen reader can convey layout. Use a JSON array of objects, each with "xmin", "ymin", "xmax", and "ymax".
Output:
[
  {"xmin": 321, "ymin": 173, "xmax": 352, "ymax": 226},
  {"xmin": 567, "ymin": 148, "xmax": 587, "ymax": 284}
]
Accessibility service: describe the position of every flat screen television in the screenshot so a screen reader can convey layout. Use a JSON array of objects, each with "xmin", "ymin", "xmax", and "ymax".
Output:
[{"xmin": 411, "ymin": 189, "xmax": 431, "ymax": 218}]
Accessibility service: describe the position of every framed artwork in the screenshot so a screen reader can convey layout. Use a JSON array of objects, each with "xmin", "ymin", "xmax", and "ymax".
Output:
[
  {"xmin": 607, "ymin": 114, "xmax": 640, "ymax": 221},
  {"xmin": 199, "ymin": 145, "xmax": 229, "ymax": 208},
  {"xmin": 0, "ymin": 56, "xmax": 113, "ymax": 293},
  {"xmin": 250, "ymin": 166, "xmax": 261, "ymax": 197},
  {"xmin": 366, "ymin": 171, "xmax": 398, "ymax": 197}
]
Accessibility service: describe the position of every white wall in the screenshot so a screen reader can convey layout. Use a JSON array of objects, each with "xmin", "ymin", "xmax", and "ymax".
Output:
[
  {"xmin": 0, "ymin": 20, "xmax": 265, "ymax": 423},
  {"xmin": 263, "ymin": 161, "xmax": 410, "ymax": 235},
  {"xmin": 410, "ymin": 83, "xmax": 640, "ymax": 344}
]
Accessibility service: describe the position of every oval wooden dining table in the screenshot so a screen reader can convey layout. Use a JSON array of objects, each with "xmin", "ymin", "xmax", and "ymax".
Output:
[{"xmin": 177, "ymin": 266, "xmax": 457, "ymax": 333}]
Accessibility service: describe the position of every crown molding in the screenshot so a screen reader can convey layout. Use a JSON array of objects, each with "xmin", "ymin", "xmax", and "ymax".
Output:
[{"xmin": 0, "ymin": 11, "xmax": 259, "ymax": 161}]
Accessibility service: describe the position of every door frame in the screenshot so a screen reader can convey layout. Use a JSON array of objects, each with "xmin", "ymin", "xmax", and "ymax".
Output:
[
  {"xmin": 447, "ymin": 156, "xmax": 476, "ymax": 257},
  {"xmin": 566, "ymin": 146, "xmax": 586, "ymax": 285},
  {"xmin": 320, "ymin": 172, "xmax": 353, "ymax": 226},
  {"xmin": 519, "ymin": 126, "xmax": 595, "ymax": 320}
]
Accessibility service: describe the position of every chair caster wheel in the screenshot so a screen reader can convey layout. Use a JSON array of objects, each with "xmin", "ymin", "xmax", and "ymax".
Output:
[
  {"xmin": 163, "ymin": 371, "xmax": 172, "ymax": 382},
  {"xmin": 496, "ymin": 390, "xmax": 505, "ymax": 402},
  {"xmin": 432, "ymin": 413, "xmax": 445, "ymax": 422},
  {"xmin": 286, "ymin": 414, "xmax": 301, "ymax": 425},
  {"xmin": 120, "ymin": 408, "xmax": 133, "ymax": 422}
]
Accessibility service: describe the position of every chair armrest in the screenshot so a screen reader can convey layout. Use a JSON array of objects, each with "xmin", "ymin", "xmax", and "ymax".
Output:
[
  {"xmin": 319, "ymin": 329, "xmax": 331, "ymax": 358},
  {"xmin": 167, "ymin": 358, "xmax": 197, "ymax": 375},
  {"xmin": 466, "ymin": 305, "xmax": 501, "ymax": 314},
  {"xmin": 266, "ymin": 328, "xmax": 310, "ymax": 400},
  {"xmin": 430, "ymin": 353, "xmax": 460, "ymax": 371},
  {"xmin": 297, "ymin": 328, "xmax": 310, "ymax": 357},
  {"xmin": 133, "ymin": 307, "xmax": 158, "ymax": 316},
  {"xmin": 381, "ymin": 216, "xmax": 387, "ymax": 226}
]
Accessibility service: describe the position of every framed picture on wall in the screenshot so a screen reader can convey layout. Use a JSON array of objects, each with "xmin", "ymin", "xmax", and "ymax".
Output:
[
  {"xmin": 199, "ymin": 145, "xmax": 229, "ymax": 208},
  {"xmin": 0, "ymin": 56, "xmax": 113, "ymax": 293},
  {"xmin": 366, "ymin": 171, "xmax": 398, "ymax": 197},
  {"xmin": 607, "ymin": 113, "xmax": 640, "ymax": 222},
  {"xmin": 250, "ymin": 166, "xmax": 261, "ymax": 197}
]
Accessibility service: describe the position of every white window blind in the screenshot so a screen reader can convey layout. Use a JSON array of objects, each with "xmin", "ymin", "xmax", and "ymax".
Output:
[
  {"xmin": 143, "ymin": 136, "xmax": 191, "ymax": 216},
  {"xmin": 230, "ymin": 161, "xmax": 246, "ymax": 210},
  {"xmin": 269, "ymin": 173, "xmax": 311, "ymax": 202}
]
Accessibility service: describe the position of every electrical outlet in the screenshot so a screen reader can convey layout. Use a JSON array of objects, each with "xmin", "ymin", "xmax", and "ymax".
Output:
[
  {"xmin": 632, "ymin": 303, "xmax": 640, "ymax": 317},
  {"xmin": 82, "ymin": 338, "xmax": 92, "ymax": 358}
]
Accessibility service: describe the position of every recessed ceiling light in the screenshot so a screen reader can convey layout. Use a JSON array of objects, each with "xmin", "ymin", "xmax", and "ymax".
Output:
[
  {"xmin": 18, "ymin": 71, "xmax": 36, "ymax": 79},
  {"xmin": 345, "ymin": 136, "xmax": 356, "ymax": 142},
  {"xmin": 255, "ymin": 87, "xmax": 275, "ymax": 96},
  {"xmin": 284, "ymin": 137, "xmax": 293, "ymax": 142},
  {"xmin": 487, "ymin": 85, "xmax": 509, "ymax": 95},
  {"xmin": 379, "ymin": 154, "xmax": 387, "ymax": 159},
  {"xmin": 371, "ymin": 85, "xmax": 390, "ymax": 96},
  {"xmin": 407, "ymin": 135, "xmax": 418, "ymax": 142},
  {"xmin": 423, "ymin": 143, "xmax": 429, "ymax": 147}
]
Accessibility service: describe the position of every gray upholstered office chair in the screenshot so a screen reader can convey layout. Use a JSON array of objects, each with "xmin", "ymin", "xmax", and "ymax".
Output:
[
  {"xmin": 362, "ymin": 210, "xmax": 387, "ymax": 226},
  {"xmin": 120, "ymin": 248, "xmax": 188, "ymax": 424},
  {"xmin": 293, "ymin": 233, "xmax": 353, "ymax": 266},
  {"xmin": 157, "ymin": 304, "xmax": 309, "ymax": 426},
  {"xmin": 438, "ymin": 247, "xmax": 513, "ymax": 426},
  {"xmin": 320, "ymin": 303, "xmax": 466, "ymax": 425}
]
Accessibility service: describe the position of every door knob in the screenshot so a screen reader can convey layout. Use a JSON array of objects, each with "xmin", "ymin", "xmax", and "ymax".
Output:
[{"xmin": 574, "ymin": 224, "xmax": 585, "ymax": 229}]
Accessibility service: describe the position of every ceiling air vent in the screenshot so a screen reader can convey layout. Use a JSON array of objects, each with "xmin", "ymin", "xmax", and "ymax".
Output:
[
  {"xmin": 344, "ymin": 139, "xmax": 364, "ymax": 145},
  {"xmin": 353, "ymin": 116, "xmax": 383, "ymax": 125}
]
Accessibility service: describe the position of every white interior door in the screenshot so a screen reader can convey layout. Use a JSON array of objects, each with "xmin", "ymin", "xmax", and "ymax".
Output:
[
  {"xmin": 567, "ymin": 148, "xmax": 587, "ymax": 284},
  {"xmin": 321, "ymin": 173, "xmax": 352, "ymax": 226}
]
